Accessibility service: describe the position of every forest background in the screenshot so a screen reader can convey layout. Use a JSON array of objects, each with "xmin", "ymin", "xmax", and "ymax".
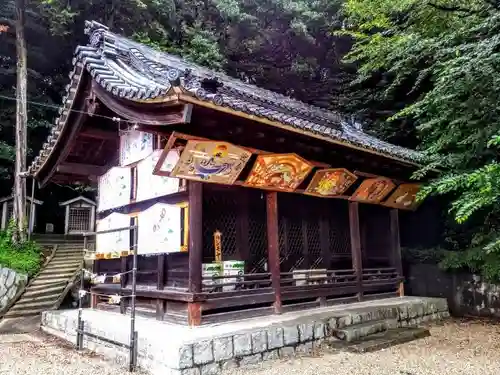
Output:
[{"xmin": 2, "ymin": 0, "xmax": 500, "ymax": 279}]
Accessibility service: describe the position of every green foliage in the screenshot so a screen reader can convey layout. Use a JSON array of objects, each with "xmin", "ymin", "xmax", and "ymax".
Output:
[
  {"xmin": 343, "ymin": 0, "xmax": 500, "ymax": 280},
  {"xmin": 0, "ymin": 222, "xmax": 42, "ymax": 276}
]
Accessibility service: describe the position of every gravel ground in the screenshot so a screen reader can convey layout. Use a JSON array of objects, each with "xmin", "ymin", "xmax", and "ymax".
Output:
[{"xmin": 0, "ymin": 318, "xmax": 499, "ymax": 375}]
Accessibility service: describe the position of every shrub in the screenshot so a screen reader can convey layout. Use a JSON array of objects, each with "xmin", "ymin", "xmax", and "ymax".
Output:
[{"xmin": 0, "ymin": 223, "xmax": 42, "ymax": 277}]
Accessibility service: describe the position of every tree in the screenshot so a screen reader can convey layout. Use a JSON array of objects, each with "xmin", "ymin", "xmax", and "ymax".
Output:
[
  {"xmin": 343, "ymin": 0, "xmax": 500, "ymax": 279},
  {"xmin": 13, "ymin": 0, "xmax": 27, "ymax": 242}
]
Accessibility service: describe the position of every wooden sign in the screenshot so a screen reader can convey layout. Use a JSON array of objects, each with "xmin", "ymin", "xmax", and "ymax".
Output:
[
  {"xmin": 305, "ymin": 168, "xmax": 357, "ymax": 197},
  {"xmin": 137, "ymin": 203, "xmax": 182, "ymax": 255},
  {"xmin": 98, "ymin": 167, "xmax": 131, "ymax": 212},
  {"xmin": 383, "ymin": 184, "xmax": 421, "ymax": 210},
  {"xmin": 171, "ymin": 141, "xmax": 252, "ymax": 185},
  {"xmin": 350, "ymin": 178, "xmax": 395, "ymax": 204},
  {"xmin": 95, "ymin": 212, "xmax": 131, "ymax": 259},
  {"xmin": 136, "ymin": 150, "xmax": 180, "ymax": 202},
  {"xmin": 119, "ymin": 130, "xmax": 153, "ymax": 167},
  {"xmin": 244, "ymin": 153, "xmax": 313, "ymax": 192},
  {"xmin": 153, "ymin": 147, "xmax": 182, "ymax": 176},
  {"xmin": 213, "ymin": 230, "xmax": 222, "ymax": 263}
]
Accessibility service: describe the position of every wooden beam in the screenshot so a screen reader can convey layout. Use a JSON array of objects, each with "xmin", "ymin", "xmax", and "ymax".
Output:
[
  {"xmin": 80, "ymin": 127, "xmax": 117, "ymax": 140},
  {"xmin": 266, "ymin": 191, "xmax": 282, "ymax": 314},
  {"xmin": 348, "ymin": 202, "xmax": 363, "ymax": 301},
  {"xmin": 56, "ymin": 162, "xmax": 106, "ymax": 176},
  {"xmin": 188, "ymin": 181, "xmax": 203, "ymax": 295},
  {"xmin": 389, "ymin": 209, "xmax": 404, "ymax": 296}
]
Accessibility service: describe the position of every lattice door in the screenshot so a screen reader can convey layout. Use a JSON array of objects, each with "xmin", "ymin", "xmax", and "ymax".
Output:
[
  {"xmin": 202, "ymin": 187, "xmax": 238, "ymax": 263},
  {"xmin": 68, "ymin": 207, "xmax": 91, "ymax": 233}
]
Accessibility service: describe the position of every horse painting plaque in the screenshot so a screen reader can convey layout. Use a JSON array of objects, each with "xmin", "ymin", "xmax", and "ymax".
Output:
[
  {"xmin": 384, "ymin": 184, "xmax": 421, "ymax": 210},
  {"xmin": 350, "ymin": 178, "xmax": 395, "ymax": 204},
  {"xmin": 170, "ymin": 141, "xmax": 251, "ymax": 185},
  {"xmin": 305, "ymin": 168, "xmax": 357, "ymax": 197},
  {"xmin": 244, "ymin": 153, "xmax": 314, "ymax": 192}
]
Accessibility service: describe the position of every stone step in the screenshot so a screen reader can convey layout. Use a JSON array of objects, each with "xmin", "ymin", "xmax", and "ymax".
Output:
[
  {"xmin": 333, "ymin": 319, "xmax": 398, "ymax": 342},
  {"xmin": 7, "ymin": 299, "xmax": 56, "ymax": 312},
  {"xmin": 15, "ymin": 293, "xmax": 59, "ymax": 306},
  {"xmin": 39, "ymin": 266, "xmax": 79, "ymax": 276},
  {"xmin": 43, "ymin": 263, "xmax": 81, "ymax": 272},
  {"xmin": 23, "ymin": 283, "xmax": 66, "ymax": 297},
  {"xmin": 35, "ymin": 272, "xmax": 75, "ymax": 281},
  {"xmin": 49, "ymin": 256, "xmax": 83, "ymax": 264},
  {"xmin": 4, "ymin": 308, "xmax": 47, "ymax": 318},
  {"xmin": 30, "ymin": 277, "xmax": 69, "ymax": 287},
  {"xmin": 325, "ymin": 328, "xmax": 431, "ymax": 353}
]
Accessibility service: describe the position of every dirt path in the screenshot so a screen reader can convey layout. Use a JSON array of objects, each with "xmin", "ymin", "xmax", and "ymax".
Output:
[{"xmin": 0, "ymin": 318, "xmax": 498, "ymax": 375}]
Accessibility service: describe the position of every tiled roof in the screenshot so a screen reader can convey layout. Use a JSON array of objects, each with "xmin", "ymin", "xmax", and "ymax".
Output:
[{"xmin": 29, "ymin": 20, "xmax": 423, "ymax": 177}]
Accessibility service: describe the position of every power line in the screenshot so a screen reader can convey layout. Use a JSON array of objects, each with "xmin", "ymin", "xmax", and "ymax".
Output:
[{"xmin": 0, "ymin": 93, "xmax": 137, "ymax": 124}]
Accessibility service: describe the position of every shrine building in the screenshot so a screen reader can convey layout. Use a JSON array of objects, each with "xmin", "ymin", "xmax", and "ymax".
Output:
[{"xmin": 29, "ymin": 21, "xmax": 430, "ymax": 327}]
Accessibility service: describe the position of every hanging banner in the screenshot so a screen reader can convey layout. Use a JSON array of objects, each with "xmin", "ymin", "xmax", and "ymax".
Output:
[
  {"xmin": 95, "ymin": 212, "xmax": 131, "ymax": 259},
  {"xmin": 136, "ymin": 150, "xmax": 180, "ymax": 202},
  {"xmin": 98, "ymin": 166, "xmax": 131, "ymax": 212},
  {"xmin": 120, "ymin": 130, "xmax": 154, "ymax": 167},
  {"xmin": 137, "ymin": 203, "xmax": 182, "ymax": 255}
]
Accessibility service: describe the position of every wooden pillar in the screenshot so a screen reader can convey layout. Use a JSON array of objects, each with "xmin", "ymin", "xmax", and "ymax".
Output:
[
  {"xmin": 266, "ymin": 192, "xmax": 282, "ymax": 314},
  {"xmin": 64, "ymin": 205, "xmax": 70, "ymax": 235},
  {"xmin": 349, "ymin": 202, "xmax": 363, "ymax": 301},
  {"xmin": 156, "ymin": 253, "xmax": 166, "ymax": 319},
  {"xmin": 390, "ymin": 209, "xmax": 404, "ymax": 296},
  {"xmin": 1, "ymin": 202, "xmax": 7, "ymax": 230},
  {"xmin": 89, "ymin": 205, "xmax": 96, "ymax": 232},
  {"xmin": 188, "ymin": 181, "xmax": 203, "ymax": 325}
]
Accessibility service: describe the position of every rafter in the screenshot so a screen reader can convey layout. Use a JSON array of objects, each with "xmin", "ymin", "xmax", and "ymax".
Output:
[{"xmin": 56, "ymin": 162, "xmax": 106, "ymax": 177}]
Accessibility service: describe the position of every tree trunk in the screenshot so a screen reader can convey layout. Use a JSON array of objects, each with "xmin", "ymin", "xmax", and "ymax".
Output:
[{"xmin": 13, "ymin": 0, "xmax": 27, "ymax": 243}]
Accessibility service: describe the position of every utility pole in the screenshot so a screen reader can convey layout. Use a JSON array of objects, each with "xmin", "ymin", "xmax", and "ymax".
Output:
[{"xmin": 13, "ymin": 0, "xmax": 27, "ymax": 242}]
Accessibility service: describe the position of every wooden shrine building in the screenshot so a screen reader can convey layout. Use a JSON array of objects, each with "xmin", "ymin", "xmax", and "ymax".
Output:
[
  {"xmin": 0, "ymin": 195, "xmax": 43, "ymax": 233},
  {"xmin": 60, "ymin": 196, "xmax": 97, "ymax": 235},
  {"xmin": 28, "ymin": 21, "xmax": 428, "ymax": 326}
]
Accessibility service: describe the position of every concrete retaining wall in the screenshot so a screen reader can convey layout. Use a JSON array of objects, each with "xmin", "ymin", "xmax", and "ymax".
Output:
[
  {"xmin": 0, "ymin": 266, "xmax": 28, "ymax": 314},
  {"xmin": 407, "ymin": 264, "xmax": 500, "ymax": 318}
]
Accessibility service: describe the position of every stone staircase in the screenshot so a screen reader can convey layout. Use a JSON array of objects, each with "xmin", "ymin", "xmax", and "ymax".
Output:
[
  {"xmin": 323, "ymin": 305, "xmax": 433, "ymax": 353},
  {"xmin": 3, "ymin": 237, "xmax": 87, "ymax": 319}
]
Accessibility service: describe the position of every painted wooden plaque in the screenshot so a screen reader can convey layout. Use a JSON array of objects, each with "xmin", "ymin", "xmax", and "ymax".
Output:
[
  {"xmin": 136, "ymin": 150, "xmax": 180, "ymax": 202},
  {"xmin": 120, "ymin": 130, "xmax": 153, "ymax": 167},
  {"xmin": 137, "ymin": 203, "xmax": 182, "ymax": 255},
  {"xmin": 305, "ymin": 168, "xmax": 357, "ymax": 197},
  {"xmin": 95, "ymin": 212, "xmax": 131, "ymax": 259},
  {"xmin": 384, "ymin": 184, "xmax": 421, "ymax": 210},
  {"xmin": 97, "ymin": 166, "xmax": 131, "ymax": 212},
  {"xmin": 245, "ymin": 153, "xmax": 313, "ymax": 191},
  {"xmin": 170, "ymin": 141, "xmax": 251, "ymax": 184},
  {"xmin": 350, "ymin": 178, "xmax": 395, "ymax": 204}
]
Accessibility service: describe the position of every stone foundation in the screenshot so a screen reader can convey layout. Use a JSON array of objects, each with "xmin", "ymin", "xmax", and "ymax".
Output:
[
  {"xmin": 0, "ymin": 266, "xmax": 28, "ymax": 314},
  {"xmin": 41, "ymin": 296, "xmax": 450, "ymax": 375}
]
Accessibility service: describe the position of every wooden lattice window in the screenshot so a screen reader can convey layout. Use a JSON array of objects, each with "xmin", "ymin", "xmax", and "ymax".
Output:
[{"xmin": 68, "ymin": 207, "xmax": 91, "ymax": 232}]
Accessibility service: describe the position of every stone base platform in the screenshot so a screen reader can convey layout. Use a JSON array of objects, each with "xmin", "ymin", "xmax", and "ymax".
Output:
[{"xmin": 41, "ymin": 296, "xmax": 450, "ymax": 375}]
